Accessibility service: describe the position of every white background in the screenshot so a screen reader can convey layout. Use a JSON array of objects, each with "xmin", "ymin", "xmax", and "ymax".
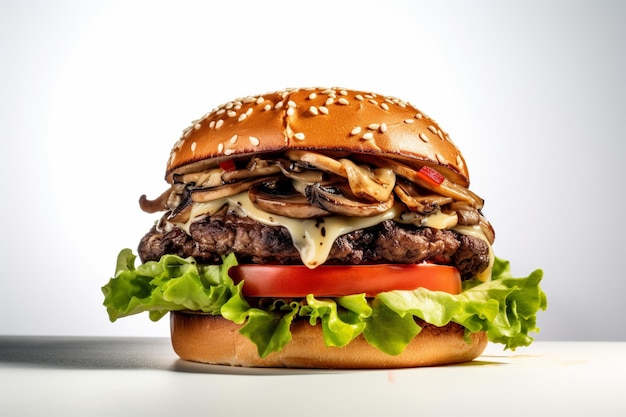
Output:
[{"xmin": 1, "ymin": 0, "xmax": 624, "ymax": 341}]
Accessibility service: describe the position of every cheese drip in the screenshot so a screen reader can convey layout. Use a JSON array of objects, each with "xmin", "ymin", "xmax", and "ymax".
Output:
[
  {"xmin": 173, "ymin": 192, "xmax": 493, "ymax": 278},
  {"xmin": 176, "ymin": 192, "xmax": 401, "ymax": 268}
]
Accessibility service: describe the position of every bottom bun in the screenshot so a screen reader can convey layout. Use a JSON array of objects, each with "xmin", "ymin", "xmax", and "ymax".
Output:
[{"xmin": 170, "ymin": 311, "xmax": 488, "ymax": 368}]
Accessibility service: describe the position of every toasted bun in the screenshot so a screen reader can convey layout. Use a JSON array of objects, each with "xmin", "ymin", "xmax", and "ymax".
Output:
[
  {"xmin": 167, "ymin": 87, "xmax": 469, "ymax": 186},
  {"xmin": 170, "ymin": 311, "xmax": 488, "ymax": 369}
]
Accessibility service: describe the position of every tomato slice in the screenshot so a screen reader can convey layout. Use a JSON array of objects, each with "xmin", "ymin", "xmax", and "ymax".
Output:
[{"xmin": 228, "ymin": 264, "xmax": 461, "ymax": 298}]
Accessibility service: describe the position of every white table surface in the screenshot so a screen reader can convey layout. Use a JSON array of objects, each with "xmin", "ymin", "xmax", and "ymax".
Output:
[{"xmin": 1, "ymin": 336, "xmax": 624, "ymax": 417}]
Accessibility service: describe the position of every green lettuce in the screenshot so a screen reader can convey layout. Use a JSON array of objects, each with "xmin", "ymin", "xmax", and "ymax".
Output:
[{"xmin": 102, "ymin": 249, "xmax": 547, "ymax": 358}]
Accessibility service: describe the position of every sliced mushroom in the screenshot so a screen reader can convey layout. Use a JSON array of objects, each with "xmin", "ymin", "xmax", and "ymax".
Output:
[
  {"xmin": 173, "ymin": 168, "xmax": 223, "ymax": 188},
  {"xmin": 276, "ymin": 159, "xmax": 325, "ymax": 183},
  {"xmin": 190, "ymin": 177, "xmax": 271, "ymax": 203},
  {"xmin": 249, "ymin": 178, "xmax": 330, "ymax": 218},
  {"xmin": 446, "ymin": 201, "xmax": 482, "ymax": 226},
  {"xmin": 139, "ymin": 186, "xmax": 177, "ymax": 213},
  {"xmin": 480, "ymin": 216, "xmax": 496, "ymax": 245},
  {"xmin": 358, "ymin": 155, "xmax": 484, "ymax": 209},
  {"xmin": 456, "ymin": 209, "xmax": 481, "ymax": 226},
  {"xmin": 340, "ymin": 159, "xmax": 395, "ymax": 202},
  {"xmin": 285, "ymin": 150, "xmax": 347, "ymax": 177},
  {"xmin": 221, "ymin": 158, "xmax": 281, "ymax": 183},
  {"xmin": 166, "ymin": 186, "xmax": 194, "ymax": 223},
  {"xmin": 394, "ymin": 180, "xmax": 453, "ymax": 214},
  {"xmin": 306, "ymin": 182, "xmax": 395, "ymax": 217}
]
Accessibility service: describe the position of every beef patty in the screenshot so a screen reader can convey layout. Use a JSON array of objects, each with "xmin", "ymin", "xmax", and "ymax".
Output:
[{"xmin": 138, "ymin": 209, "xmax": 490, "ymax": 280}]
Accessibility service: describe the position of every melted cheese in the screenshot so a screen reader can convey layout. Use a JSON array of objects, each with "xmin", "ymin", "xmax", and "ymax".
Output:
[
  {"xmin": 178, "ymin": 192, "xmax": 402, "ymax": 268},
  {"xmin": 174, "ymin": 192, "xmax": 493, "ymax": 279},
  {"xmin": 421, "ymin": 211, "xmax": 459, "ymax": 229}
]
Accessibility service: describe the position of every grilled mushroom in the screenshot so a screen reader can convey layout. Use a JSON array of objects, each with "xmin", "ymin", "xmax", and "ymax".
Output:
[
  {"xmin": 306, "ymin": 183, "xmax": 395, "ymax": 217},
  {"xmin": 190, "ymin": 177, "xmax": 271, "ymax": 203},
  {"xmin": 394, "ymin": 180, "xmax": 453, "ymax": 214},
  {"xmin": 221, "ymin": 158, "xmax": 281, "ymax": 183},
  {"xmin": 248, "ymin": 178, "xmax": 330, "ymax": 218}
]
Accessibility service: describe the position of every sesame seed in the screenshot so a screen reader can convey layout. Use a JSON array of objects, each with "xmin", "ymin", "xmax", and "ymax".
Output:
[
  {"xmin": 218, "ymin": 143, "xmax": 224, "ymax": 153},
  {"xmin": 227, "ymin": 110, "xmax": 237, "ymax": 118},
  {"xmin": 229, "ymin": 135, "xmax": 238, "ymax": 144},
  {"xmin": 264, "ymin": 103, "xmax": 272, "ymax": 111},
  {"xmin": 436, "ymin": 153, "xmax": 445, "ymax": 164},
  {"xmin": 350, "ymin": 126, "xmax": 362, "ymax": 135},
  {"xmin": 428, "ymin": 125, "xmax": 438, "ymax": 134},
  {"xmin": 294, "ymin": 132, "xmax": 305, "ymax": 140},
  {"xmin": 325, "ymin": 98, "xmax": 334, "ymax": 106},
  {"xmin": 216, "ymin": 109, "xmax": 226, "ymax": 115},
  {"xmin": 380, "ymin": 102, "xmax": 389, "ymax": 111},
  {"xmin": 224, "ymin": 148, "xmax": 235, "ymax": 156},
  {"xmin": 243, "ymin": 96, "xmax": 256, "ymax": 103},
  {"xmin": 339, "ymin": 89, "xmax": 348, "ymax": 96},
  {"xmin": 380, "ymin": 122, "xmax": 387, "ymax": 133},
  {"xmin": 415, "ymin": 113, "xmax": 423, "ymax": 119},
  {"xmin": 274, "ymin": 101, "xmax": 284, "ymax": 109},
  {"xmin": 238, "ymin": 113, "xmax": 247, "ymax": 122},
  {"xmin": 215, "ymin": 119, "xmax": 224, "ymax": 129},
  {"xmin": 286, "ymin": 107, "xmax": 295, "ymax": 116},
  {"xmin": 368, "ymin": 123, "xmax": 380, "ymax": 130},
  {"xmin": 191, "ymin": 142, "xmax": 197, "ymax": 152},
  {"xmin": 194, "ymin": 123, "xmax": 201, "ymax": 130},
  {"xmin": 437, "ymin": 129, "xmax": 444, "ymax": 140},
  {"xmin": 249, "ymin": 136, "xmax": 260, "ymax": 146},
  {"xmin": 209, "ymin": 120, "xmax": 216, "ymax": 129},
  {"xmin": 362, "ymin": 132, "xmax": 374, "ymax": 140},
  {"xmin": 318, "ymin": 106, "xmax": 329, "ymax": 115},
  {"xmin": 309, "ymin": 106, "xmax": 319, "ymax": 116},
  {"xmin": 355, "ymin": 94, "xmax": 364, "ymax": 101},
  {"xmin": 246, "ymin": 107, "xmax": 253, "ymax": 116},
  {"xmin": 404, "ymin": 119, "xmax": 414, "ymax": 124},
  {"xmin": 225, "ymin": 102, "xmax": 234, "ymax": 110},
  {"xmin": 419, "ymin": 133, "xmax": 429, "ymax": 142},
  {"xmin": 287, "ymin": 100, "xmax": 297, "ymax": 108},
  {"xmin": 337, "ymin": 98, "xmax": 349, "ymax": 105},
  {"xmin": 256, "ymin": 96, "xmax": 265, "ymax": 104},
  {"xmin": 308, "ymin": 93, "xmax": 317, "ymax": 100},
  {"xmin": 368, "ymin": 99, "xmax": 378, "ymax": 105}
]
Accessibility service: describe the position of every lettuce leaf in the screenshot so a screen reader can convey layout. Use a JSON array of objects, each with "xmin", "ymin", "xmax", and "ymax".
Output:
[{"xmin": 102, "ymin": 250, "xmax": 546, "ymax": 357}]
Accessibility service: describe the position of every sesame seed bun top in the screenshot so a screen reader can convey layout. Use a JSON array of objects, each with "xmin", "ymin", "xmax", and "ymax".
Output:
[{"xmin": 166, "ymin": 87, "xmax": 470, "ymax": 186}]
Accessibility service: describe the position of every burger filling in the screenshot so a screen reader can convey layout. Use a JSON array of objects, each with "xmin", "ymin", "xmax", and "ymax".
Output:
[
  {"xmin": 139, "ymin": 150, "xmax": 494, "ymax": 281},
  {"xmin": 105, "ymin": 151, "xmax": 546, "ymax": 359}
]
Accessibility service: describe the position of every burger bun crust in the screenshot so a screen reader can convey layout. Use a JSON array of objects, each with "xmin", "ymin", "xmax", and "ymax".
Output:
[
  {"xmin": 167, "ymin": 87, "xmax": 470, "ymax": 186},
  {"xmin": 170, "ymin": 311, "xmax": 488, "ymax": 369}
]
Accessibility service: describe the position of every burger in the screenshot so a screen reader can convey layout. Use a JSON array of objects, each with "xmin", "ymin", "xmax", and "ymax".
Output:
[{"xmin": 102, "ymin": 87, "xmax": 546, "ymax": 368}]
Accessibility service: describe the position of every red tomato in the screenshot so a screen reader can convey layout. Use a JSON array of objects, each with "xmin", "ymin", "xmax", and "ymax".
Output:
[{"xmin": 228, "ymin": 263, "xmax": 461, "ymax": 297}]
